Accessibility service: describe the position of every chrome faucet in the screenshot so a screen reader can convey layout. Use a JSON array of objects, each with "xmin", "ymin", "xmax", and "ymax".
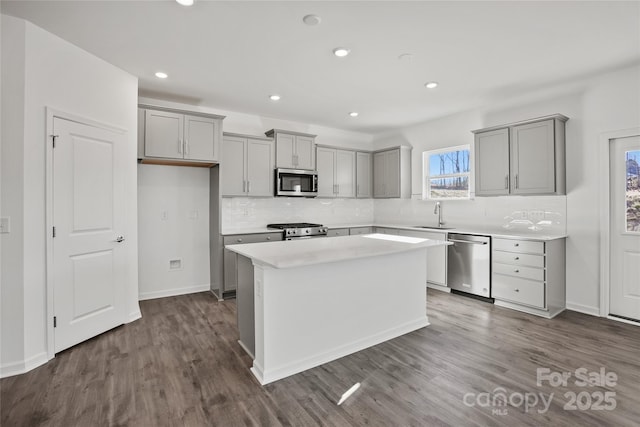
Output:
[{"xmin": 434, "ymin": 201, "xmax": 445, "ymax": 228}]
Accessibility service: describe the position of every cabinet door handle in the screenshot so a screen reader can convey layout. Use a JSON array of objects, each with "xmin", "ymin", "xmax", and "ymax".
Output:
[
  {"xmin": 243, "ymin": 180, "xmax": 246, "ymax": 193},
  {"xmin": 514, "ymin": 288, "xmax": 520, "ymax": 292},
  {"xmin": 247, "ymin": 181, "xmax": 251, "ymax": 193},
  {"xmin": 514, "ymin": 256, "xmax": 520, "ymax": 260},
  {"xmin": 515, "ymin": 174, "xmax": 519, "ymax": 189},
  {"xmin": 505, "ymin": 175, "xmax": 509, "ymax": 189},
  {"xmin": 336, "ymin": 184, "xmax": 340, "ymax": 194},
  {"xmin": 514, "ymin": 269, "xmax": 520, "ymax": 273},
  {"xmin": 514, "ymin": 243, "xmax": 520, "ymax": 247},
  {"xmin": 178, "ymin": 139, "xmax": 182, "ymax": 154},
  {"xmin": 184, "ymin": 140, "xmax": 189, "ymax": 155}
]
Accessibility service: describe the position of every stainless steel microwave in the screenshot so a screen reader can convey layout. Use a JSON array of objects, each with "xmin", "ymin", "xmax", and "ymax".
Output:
[{"xmin": 275, "ymin": 168, "xmax": 318, "ymax": 197}]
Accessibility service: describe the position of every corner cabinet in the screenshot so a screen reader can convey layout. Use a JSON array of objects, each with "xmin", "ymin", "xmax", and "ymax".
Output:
[
  {"xmin": 473, "ymin": 114, "xmax": 568, "ymax": 196},
  {"xmin": 373, "ymin": 147, "xmax": 411, "ymax": 198},
  {"xmin": 138, "ymin": 105, "xmax": 224, "ymax": 166},
  {"xmin": 316, "ymin": 146, "xmax": 356, "ymax": 198},
  {"xmin": 265, "ymin": 129, "xmax": 316, "ymax": 170},
  {"xmin": 492, "ymin": 237, "xmax": 566, "ymax": 318},
  {"xmin": 221, "ymin": 133, "xmax": 275, "ymax": 197}
]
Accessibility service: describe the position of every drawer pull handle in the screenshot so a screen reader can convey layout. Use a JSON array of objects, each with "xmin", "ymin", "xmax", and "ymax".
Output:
[
  {"xmin": 266, "ymin": 237, "xmax": 271, "ymax": 240},
  {"xmin": 237, "ymin": 239, "xmax": 243, "ymax": 243},
  {"xmin": 514, "ymin": 243, "xmax": 520, "ymax": 247},
  {"xmin": 514, "ymin": 269, "xmax": 520, "ymax": 273},
  {"xmin": 514, "ymin": 257, "xmax": 520, "ymax": 260},
  {"xmin": 514, "ymin": 288, "xmax": 520, "ymax": 292}
]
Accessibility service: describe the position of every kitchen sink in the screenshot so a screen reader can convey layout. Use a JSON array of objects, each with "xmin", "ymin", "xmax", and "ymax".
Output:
[{"xmin": 412, "ymin": 226, "xmax": 456, "ymax": 230}]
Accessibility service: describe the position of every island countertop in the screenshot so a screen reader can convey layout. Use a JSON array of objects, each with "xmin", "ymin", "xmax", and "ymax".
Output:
[{"xmin": 226, "ymin": 233, "xmax": 450, "ymax": 269}]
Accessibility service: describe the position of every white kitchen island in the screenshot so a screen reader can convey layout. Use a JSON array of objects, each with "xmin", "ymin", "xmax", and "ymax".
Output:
[{"xmin": 226, "ymin": 233, "xmax": 449, "ymax": 385}]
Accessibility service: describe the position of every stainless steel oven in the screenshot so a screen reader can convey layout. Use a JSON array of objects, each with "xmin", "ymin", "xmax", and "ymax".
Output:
[{"xmin": 275, "ymin": 168, "xmax": 318, "ymax": 197}]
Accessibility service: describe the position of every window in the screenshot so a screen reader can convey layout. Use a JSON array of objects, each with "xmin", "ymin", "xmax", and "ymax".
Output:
[{"xmin": 422, "ymin": 145, "xmax": 471, "ymax": 200}]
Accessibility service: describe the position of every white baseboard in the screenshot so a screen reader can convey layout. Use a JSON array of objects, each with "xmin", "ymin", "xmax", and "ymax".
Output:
[
  {"xmin": 253, "ymin": 317, "xmax": 429, "ymax": 385},
  {"xmin": 127, "ymin": 309, "xmax": 142, "ymax": 323},
  {"xmin": 138, "ymin": 283, "xmax": 210, "ymax": 301},
  {"xmin": 566, "ymin": 302, "xmax": 600, "ymax": 317},
  {"xmin": 0, "ymin": 351, "xmax": 49, "ymax": 379},
  {"xmin": 427, "ymin": 283, "xmax": 451, "ymax": 293}
]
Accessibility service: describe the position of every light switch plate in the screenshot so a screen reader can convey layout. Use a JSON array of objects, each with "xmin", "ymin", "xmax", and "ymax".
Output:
[{"xmin": 0, "ymin": 217, "xmax": 10, "ymax": 234}]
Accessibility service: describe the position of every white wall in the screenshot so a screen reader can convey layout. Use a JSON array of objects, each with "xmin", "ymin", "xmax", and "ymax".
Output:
[
  {"xmin": 0, "ymin": 15, "xmax": 139, "ymax": 377},
  {"xmin": 137, "ymin": 165, "xmax": 210, "ymax": 300},
  {"xmin": 373, "ymin": 63, "xmax": 640, "ymax": 316}
]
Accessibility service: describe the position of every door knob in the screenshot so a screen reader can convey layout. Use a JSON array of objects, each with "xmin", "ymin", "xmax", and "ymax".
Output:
[{"xmin": 115, "ymin": 235, "xmax": 125, "ymax": 243}]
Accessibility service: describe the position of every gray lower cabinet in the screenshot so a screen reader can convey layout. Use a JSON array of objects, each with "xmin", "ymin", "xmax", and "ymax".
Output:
[
  {"xmin": 349, "ymin": 226, "xmax": 373, "ymax": 235},
  {"xmin": 223, "ymin": 232, "xmax": 282, "ymax": 295},
  {"xmin": 327, "ymin": 228, "xmax": 349, "ymax": 237},
  {"xmin": 492, "ymin": 237, "xmax": 566, "ymax": 318},
  {"xmin": 396, "ymin": 229, "xmax": 448, "ymax": 287},
  {"xmin": 374, "ymin": 227, "xmax": 399, "ymax": 235}
]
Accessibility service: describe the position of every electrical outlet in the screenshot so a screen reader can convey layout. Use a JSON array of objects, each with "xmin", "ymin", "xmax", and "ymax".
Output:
[
  {"xmin": 0, "ymin": 217, "xmax": 9, "ymax": 234},
  {"xmin": 169, "ymin": 258, "xmax": 183, "ymax": 271}
]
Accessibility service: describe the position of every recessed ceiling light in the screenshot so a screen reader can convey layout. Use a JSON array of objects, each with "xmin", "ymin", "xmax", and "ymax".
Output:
[
  {"xmin": 303, "ymin": 14, "xmax": 321, "ymax": 26},
  {"xmin": 425, "ymin": 81, "xmax": 439, "ymax": 89},
  {"xmin": 155, "ymin": 72, "xmax": 168, "ymax": 79},
  {"xmin": 269, "ymin": 94, "xmax": 281, "ymax": 101},
  {"xmin": 333, "ymin": 47, "xmax": 350, "ymax": 58},
  {"xmin": 176, "ymin": 0, "xmax": 194, "ymax": 6},
  {"xmin": 349, "ymin": 112, "xmax": 359, "ymax": 117}
]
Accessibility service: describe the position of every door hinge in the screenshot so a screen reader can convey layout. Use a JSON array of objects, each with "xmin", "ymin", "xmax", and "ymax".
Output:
[
  {"xmin": 53, "ymin": 316, "xmax": 57, "ymax": 328},
  {"xmin": 50, "ymin": 134, "xmax": 59, "ymax": 148},
  {"xmin": 52, "ymin": 226, "xmax": 56, "ymax": 238}
]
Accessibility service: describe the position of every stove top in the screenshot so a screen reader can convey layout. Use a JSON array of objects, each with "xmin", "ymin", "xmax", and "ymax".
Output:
[
  {"xmin": 267, "ymin": 222, "xmax": 328, "ymax": 239},
  {"xmin": 267, "ymin": 222, "xmax": 323, "ymax": 229}
]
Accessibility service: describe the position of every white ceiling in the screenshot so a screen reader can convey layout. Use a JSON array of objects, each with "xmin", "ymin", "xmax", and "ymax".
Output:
[{"xmin": 2, "ymin": 1, "xmax": 639, "ymax": 135}]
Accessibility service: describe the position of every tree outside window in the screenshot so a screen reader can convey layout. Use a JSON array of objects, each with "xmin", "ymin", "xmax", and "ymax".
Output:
[{"xmin": 422, "ymin": 146, "xmax": 471, "ymax": 200}]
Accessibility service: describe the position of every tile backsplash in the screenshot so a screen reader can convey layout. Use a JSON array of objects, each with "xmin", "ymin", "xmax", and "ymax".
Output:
[
  {"xmin": 221, "ymin": 197, "xmax": 375, "ymax": 231},
  {"xmin": 222, "ymin": 195, "xmax": 566, "ymax": 235},
  {"xmin": 374, "ymin": 195, "xmax": 567, "ymax": 234}
]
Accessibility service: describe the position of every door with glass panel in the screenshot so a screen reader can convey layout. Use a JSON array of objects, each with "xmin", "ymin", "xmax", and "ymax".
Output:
[{"xmin": 610, "ymin": 135, "xmax": 640, "ymax": 321}]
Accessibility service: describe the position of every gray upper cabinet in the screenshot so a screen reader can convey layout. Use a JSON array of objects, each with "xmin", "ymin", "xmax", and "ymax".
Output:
[
  {"xmin": 373, "ymin": 147, "xmax": 411, "ymax": 198},
  {"xmin": 356, "ymin": 152, "xmax": 372, "ymax": 198},
  {"xmin": 221, "ymin": 133, "xmax": 274, "ymax": 197},
  {"xmin": 474, "ymin": 128, "xmax": 510, "ymax": 196},
  {"xmin": 317, "ymin": 146, "xmax": 356, "ymax": 198},
  {"xmin": 139, "ymin": 106, "xmax": 224, "ymax": 164},
  {"xmin": 265, "ymin": 129, "xmax": 316, "ymax": 170},
  {"xmin": 473, "ymin": 114, "xmax": 567, "ymax": 196}
]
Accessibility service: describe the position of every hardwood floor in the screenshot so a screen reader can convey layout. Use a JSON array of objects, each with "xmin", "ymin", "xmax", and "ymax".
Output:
[{"xmin": 2, "ymin": 289, "xmax": 639, "ymax": 426}]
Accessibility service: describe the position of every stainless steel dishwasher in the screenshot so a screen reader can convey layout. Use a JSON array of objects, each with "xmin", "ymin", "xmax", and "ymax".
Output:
[{"xmin": 447, "ymin": 233, "xmax": 491, "ymax": 298}]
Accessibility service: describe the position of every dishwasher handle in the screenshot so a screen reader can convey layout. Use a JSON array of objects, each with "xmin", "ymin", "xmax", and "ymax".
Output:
[{"xmin": 448, "ymin": 238, "xmax": 488, "ymax": 245}]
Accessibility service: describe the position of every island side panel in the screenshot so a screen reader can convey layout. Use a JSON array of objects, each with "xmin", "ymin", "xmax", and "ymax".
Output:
[{"xmin": 252, "ymin": 248, "xmax": 428, "ymax": 385}]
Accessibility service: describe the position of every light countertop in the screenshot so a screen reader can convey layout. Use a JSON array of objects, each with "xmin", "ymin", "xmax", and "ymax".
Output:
[{"xmin": 226, "ymin": 233, "xmax": 450, "ymax": 269}]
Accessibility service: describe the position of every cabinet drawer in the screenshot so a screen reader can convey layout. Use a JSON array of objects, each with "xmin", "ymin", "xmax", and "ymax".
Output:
[
  {"xmin": 493, "ymin": 251, "xmax": 544, "ymax": 268},
  {"xmin": 374, "ymin": 227, "xmax": 399, "ymax": 235},
  {"xmin": 493, "ymin": 262, "xmax": 544, "ymax": 281},
  {"xmin": 493, "ymin": 275, "xmax": 545, "ymax": 309},
  {"xmin": 493, "ymin": 238, "xmax": 544, "ymax": 254},
  {"xmin": 327, "ymin": 228, "xmax": 349, "ymax": 237},
  {"xmin": 350, "ymin": 227, "xmax": 373, "ymax": 235},
  {"xmin": 224, "ymin": 232, "xmax": 282, "ymax": 245}
]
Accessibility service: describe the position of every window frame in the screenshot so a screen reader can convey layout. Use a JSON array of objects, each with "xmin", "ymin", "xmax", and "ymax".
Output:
[{"xmin": 422, "ymin": 144, "xmax": 472, "ymax": 201}]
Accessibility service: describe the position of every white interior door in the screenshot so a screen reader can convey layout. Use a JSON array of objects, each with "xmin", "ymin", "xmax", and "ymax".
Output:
[
  {"xmin": 610, "ymin": 135, "xmax": 640, "ymax": 322},
  {"xmin": 53, "ymin": 117, "xmax": 127, "ymax": 353}
]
